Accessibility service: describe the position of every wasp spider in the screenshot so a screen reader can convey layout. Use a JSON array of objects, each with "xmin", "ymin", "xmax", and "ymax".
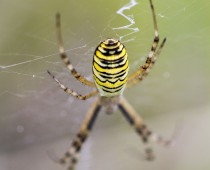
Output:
[{"xmin": 48, "ymin": 0, "xmax": 172, "ymax": 169}]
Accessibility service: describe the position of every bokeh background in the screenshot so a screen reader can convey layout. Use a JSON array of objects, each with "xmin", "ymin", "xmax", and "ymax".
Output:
[{"xmin": 0, "ymin": 0, "xmax": 210, "ymax": 170}]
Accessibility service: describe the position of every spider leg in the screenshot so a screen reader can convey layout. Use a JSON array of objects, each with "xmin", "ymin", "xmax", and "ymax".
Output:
[
  {"xmin": 127, "ymin": 38, "xmax": 166, "ymax": 88},
  {"xmin": 118, "ymin": 97, "xmax": 171, "ymax": 160},
  {"xmin": 47, "ymin": 70, "xmax": 98, "ymax": 100},
  {"xmin": 59, "ymin": 98, "xmax": 101, "ymax": 170},
  {"xmin": 55, "ymin": 13, "xmax": 95, "ymax": 87},
  {"xmin": 127, "ymin": 0, "xmax": 162, "ymax": 84}
]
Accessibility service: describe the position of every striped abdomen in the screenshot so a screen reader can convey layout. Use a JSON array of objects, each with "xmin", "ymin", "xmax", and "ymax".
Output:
[{"xmin": 92, "ymin": 38, "xmax": 129, "ymax": 97}]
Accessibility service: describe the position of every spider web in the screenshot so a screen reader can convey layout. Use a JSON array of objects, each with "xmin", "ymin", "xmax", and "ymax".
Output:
[{"xmin": 0, "ymin": 0, "xmax": 210, "ymax": 170}]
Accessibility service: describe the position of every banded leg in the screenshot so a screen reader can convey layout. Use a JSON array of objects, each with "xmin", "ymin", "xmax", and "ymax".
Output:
[
  {"xmin": 128, "ymin": 0, "xmax": 162, "ymax": 83},
  {"xmin": 118, "ymin": 97, "xmax": 171, "ymax": 160},
  {"xmin": 127, "ymin": 38, "xmax": 166, "ymax": 88},
  {"xmin": 48, "ymin": 70, "xmax": 98, "ymax": 100},
  {"xmin": 56, "ymin": 13, "xmax": 95, "ymax": 87},
  {"xmin": 60, "ymin": 98, "xmax": 101, "ymax": 170}
]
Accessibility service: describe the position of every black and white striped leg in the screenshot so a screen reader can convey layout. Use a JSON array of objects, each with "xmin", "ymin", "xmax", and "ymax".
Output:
[
  {"xmin": 55, "ymin": 13, "xmax": 95, "ymax": 87},
  {"xmin": 127, "ymin": 0, "xmax": 163, "ymax": 84},
  {"xmin": 60, "ymin": 98, "xmax": 101, "ymax": 170},
  {"xmin": 47, "ymin": 70, "xmax": 98, "ymax": 100},
  {"xmin": 118, "ymin": 97, "xmax": 171, "ymax": 160},
  {"xmin": 127, "ymin": 38, "xmax": 167, "ymax": 88}
]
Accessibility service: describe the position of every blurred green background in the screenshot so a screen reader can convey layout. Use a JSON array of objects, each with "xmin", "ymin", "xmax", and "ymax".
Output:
[{"xmin": 0, "ymin": 0, "xmax": 210, "ymax": 170}]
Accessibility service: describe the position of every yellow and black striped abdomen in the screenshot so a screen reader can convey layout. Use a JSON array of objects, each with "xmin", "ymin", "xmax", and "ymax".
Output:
[{"xmin": 93, "ymin": 38, "xmax": 129, "ymax": 97}]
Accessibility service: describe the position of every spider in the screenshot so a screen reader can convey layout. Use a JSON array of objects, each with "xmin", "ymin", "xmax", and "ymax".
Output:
[{"xmin": 48, "ymin": 0, "xmax": 172, "ymax": 169}]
